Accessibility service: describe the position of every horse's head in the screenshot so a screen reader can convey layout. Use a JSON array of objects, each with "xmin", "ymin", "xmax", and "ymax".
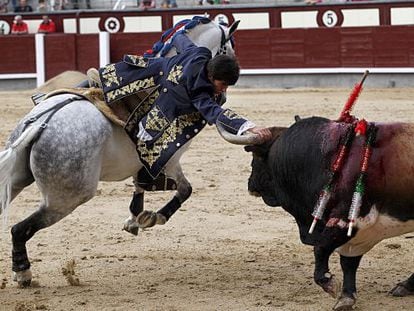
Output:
[
  {"xmin": 154, "ymin": 17, "xmax": 240, "ymax": 58},
  {"xmin": 185, "ymin": 18, "xmax": 240, "ymax": 57}
]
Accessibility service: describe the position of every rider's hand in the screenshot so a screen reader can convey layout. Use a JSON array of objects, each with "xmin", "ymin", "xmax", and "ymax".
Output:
[{"xmin": 247, "ymin": 126, "xmax": 272, "ymax": 143}]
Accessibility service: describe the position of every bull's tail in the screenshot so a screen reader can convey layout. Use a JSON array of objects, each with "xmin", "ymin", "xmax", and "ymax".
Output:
[{"xmin": 0, "ymin": 125, "xmax": 39, "ymax": 227}]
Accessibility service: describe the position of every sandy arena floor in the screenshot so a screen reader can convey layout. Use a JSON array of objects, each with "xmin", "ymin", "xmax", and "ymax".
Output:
[{"xmin": 0, "ymin": 77, "xmax": 413, "ymax": 310}]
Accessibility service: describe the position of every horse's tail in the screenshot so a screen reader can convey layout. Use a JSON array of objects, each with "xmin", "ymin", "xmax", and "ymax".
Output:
[{"xmin": 0, "ymin": 125, "xmax": 39, "ymax": 227}]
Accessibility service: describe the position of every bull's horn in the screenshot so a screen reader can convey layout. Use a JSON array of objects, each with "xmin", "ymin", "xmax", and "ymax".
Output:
[{"xmin": 216, "ymin": 123, "xmax": 262, "ymax": 145}]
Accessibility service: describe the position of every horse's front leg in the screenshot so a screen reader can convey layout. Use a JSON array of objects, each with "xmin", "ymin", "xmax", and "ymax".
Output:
[
  {"xmin": 122, "ymin": 189, "xmax": 144, "ymax": 236},
  {"xmin": 136, "ymin": 162, "xmax": 192, "ymax": 229}
]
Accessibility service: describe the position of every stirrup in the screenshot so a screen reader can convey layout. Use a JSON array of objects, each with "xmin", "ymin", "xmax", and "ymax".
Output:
[{"xmin": 87, "ymin": 68, "xmax": 102, "ymax": 88}]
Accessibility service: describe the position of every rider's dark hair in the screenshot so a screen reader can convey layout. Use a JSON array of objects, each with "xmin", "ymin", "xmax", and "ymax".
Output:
[{"xmin": 207, "ymin": 55, "xmax": 240, "ymax": 86}]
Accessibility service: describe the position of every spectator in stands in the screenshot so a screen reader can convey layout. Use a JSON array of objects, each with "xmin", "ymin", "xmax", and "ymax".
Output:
[
  {"xmin": 11, "ymin": 14, "xmax": 28, "ymax": 34},
  {"xmin": 6, "ymin": 0, "xmax": 19, "ymax": 11},
  {"xmin": 38, "ymin": 15, "xmax": 56, "ymax": 33},
  {"xmin": 52, "ymin": 0, "xmax": 68, "ymax": 11},
  {"xmin": 139, "ymin": 0, "xmax": 155, "ymax": 9},
  {"xmin": 72, "ymin": 0, "xmax": 91, "ymax": 9},
  {"xmin": 0, "ymin": 1, "xmax": 8, "ymax": 13},
  {"xmin": 14, "ymin": 0, "xmax": 32, "ymax": 12},
  {"xmin": 161, "ymin": 0, "xmax": 177, "ymax": 8},
  {"xmin": 37, "ymin": 0, "xmax": 49, "ymax": 12},
  {"xmin": 198, "ymin": 0, "xmax": 213, "ymax": 4}
]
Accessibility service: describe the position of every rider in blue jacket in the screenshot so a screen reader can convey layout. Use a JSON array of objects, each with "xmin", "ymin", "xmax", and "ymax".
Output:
[{"xmin": 97, "ymin": 31, "xmax": 271, "ymax": 181}]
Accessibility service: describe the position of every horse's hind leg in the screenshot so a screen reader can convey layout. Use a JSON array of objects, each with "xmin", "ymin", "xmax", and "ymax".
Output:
[{"xmin": 10, "ymin": 191, "xmax": 93, "ymax": 287}]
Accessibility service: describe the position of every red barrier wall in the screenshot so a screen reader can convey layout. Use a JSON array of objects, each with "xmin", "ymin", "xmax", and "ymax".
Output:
[
  {"xmin": 43, "ymin": 34, "xmax": 99, "ymax": 80},
  {"xmin": 109, "ymin": 33, "xmax": 161, "ymax": 61},
  {"xmin": 2, "ymin": 2, "xmax": 414, "ymax": 81},
  {"xmin": 75, "ymin": 34, "xmax": 100, "ymax": 74},
  {"xmin": 234, "ymin": 25, "xmax": 414, "ymax": 69},
  {"xmin": 0, "ymin": 36, "xmax": 35, "ymax": 74}
]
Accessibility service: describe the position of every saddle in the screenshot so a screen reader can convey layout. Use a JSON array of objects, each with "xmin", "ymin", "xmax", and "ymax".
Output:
[
  {"xmin": 39, "ymin": 87, "xmax": 149, "ymax": 127},
  {"xmin": 32, "ymin": 87, "xmax": 178, "ymax": 192}
]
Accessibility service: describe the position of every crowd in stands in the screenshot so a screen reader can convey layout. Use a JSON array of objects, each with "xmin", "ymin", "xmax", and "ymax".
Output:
[
  {"xmin": 10, "ymin": 13, "xmax": 55, "ymax": 34},
  {"xmin": 0, "ymin": 0, "xmax": 381, "ymax": 36},
  {"xmin": 0, "ymin": 1, "xmax": 380, "ymax": 13},
  {"xmin": 0, "ymin": 0, "xmax": 92, "ymax": 12},
  {"xmin": 0, "ymin": 0, "xmax": 228, "ymax": 12}
]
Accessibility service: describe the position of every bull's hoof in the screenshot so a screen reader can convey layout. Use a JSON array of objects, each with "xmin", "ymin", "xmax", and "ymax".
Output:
[
  {"xmin": 389, "ymin": 282, "xmax": 414, "ymax": 297},
  {"xmin": 13, "ymin": 269, "xmax": 32, "ymax": 287},
  {"xmin": 123, "ymin": 217, "xmax": 139, "ymax": 236},
  {"xmin": 321, "ymin": 273, "xmax": 340, "ymax": 298},
  {"xmin": 333, "ymin": 294, "xmax": 356, "ymax": 310},
  {"xmin": 137, "ymin": 211, "xmax": 167, "ymax": 228}
]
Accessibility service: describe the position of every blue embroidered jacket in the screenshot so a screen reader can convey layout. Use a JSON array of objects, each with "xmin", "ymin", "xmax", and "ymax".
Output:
[{"xmin": 99, "ymin": 33, "xmax": 248, "ymax": 178}]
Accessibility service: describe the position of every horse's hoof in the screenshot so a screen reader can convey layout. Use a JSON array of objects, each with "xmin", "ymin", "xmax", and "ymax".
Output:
[
  {"xmin": 136, "ymin": 211, "xmax": 167, "ymax": 228},
  {"xmin": 333, "ymin": 294, "xmax": 356, "ymax": 310},
  {"xmin": 156, "ymin": 214, "xmax": 167, "ymax": 225},
  {"xmin": 123, "ymin": 225, "xmax": 139, "ymax": 236},
  {"xmin": 123, "ymin": 218, "xmax": 139, "ymax": 236},
  {"xmin": 389, "ymin": 282, "xmax": 414, "ymax": 297},
  {"xmin": 13, "ymin": 270, "xmax": 32, "ymax": 287}
]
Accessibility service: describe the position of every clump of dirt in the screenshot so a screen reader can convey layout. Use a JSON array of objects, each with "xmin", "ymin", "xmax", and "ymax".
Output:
[
  {"xmin": 61, "ymin": 259, "xmax": 80, "ymax": 286},
  {"xmin": 14, "ymin": 302, "xmax": 33, "ymax": 311}
]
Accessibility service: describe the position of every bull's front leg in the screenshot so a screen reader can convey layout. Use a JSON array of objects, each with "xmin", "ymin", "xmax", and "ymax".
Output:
[
  {"xmin": 390, "ymin": 273, "xmax": 414, "ymax": 296},
  {"xmin": 136, "ymin": 163, "xmax": 192, "ymax": 229},
  {"xmin": 313, "ymin": 245, "xmax": 340, "ymax": 298},
  {"xmin": 332, "ymin": 255, "xmax": 362, "ymax": 310}
]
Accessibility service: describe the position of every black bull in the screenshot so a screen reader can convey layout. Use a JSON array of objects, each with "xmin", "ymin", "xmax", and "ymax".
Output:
[{"xmin": 245, "ymin": 116, "xmax": 414, "ymax": 310}]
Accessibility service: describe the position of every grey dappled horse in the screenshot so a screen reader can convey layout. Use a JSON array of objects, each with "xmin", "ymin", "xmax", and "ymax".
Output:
[{"xmin": 0, "ymin": 19, "xmax": 250, "ymax": 287}]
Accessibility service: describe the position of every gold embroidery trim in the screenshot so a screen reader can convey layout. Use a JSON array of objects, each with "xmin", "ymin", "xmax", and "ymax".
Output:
[
  {"xmin": 167, "ymin": 64, "xmax": 183, "ymax": 84},
  {"xmin": 124, "ymin": 90, "xmax": 159, "ymax": 132},
  {"xmin": 137, "ymin": 112, "xmax": 202, "ymax": 166},
  {"xmin": 145, "ymin": 106, "xmax": 169, "ymax": 132},
  {"xmin": 106, "ymin": 77, "xmax": 156, "ymax": 102},
  {"xmin": 124, "ymin": 55, "xmax": 149, "ymax": 67},
  {"xmin": 101, "ymin": 64, "xmax": 120, "ymax": 88}
]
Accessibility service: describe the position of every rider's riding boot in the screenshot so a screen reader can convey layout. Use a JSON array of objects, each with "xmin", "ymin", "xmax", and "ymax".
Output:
[
  {"xmin": 87, "ymin": 68, "xmax": 102, "ymax": 88},
  {"xmin": 137, "ymin": 168, "xmax": 177, "ymax": 191}
]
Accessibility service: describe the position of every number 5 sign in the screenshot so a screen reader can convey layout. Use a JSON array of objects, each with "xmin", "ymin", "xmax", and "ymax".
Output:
[{"xmin": 318, "ymin": 10, "xmax": 343, "ymax": 28}]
